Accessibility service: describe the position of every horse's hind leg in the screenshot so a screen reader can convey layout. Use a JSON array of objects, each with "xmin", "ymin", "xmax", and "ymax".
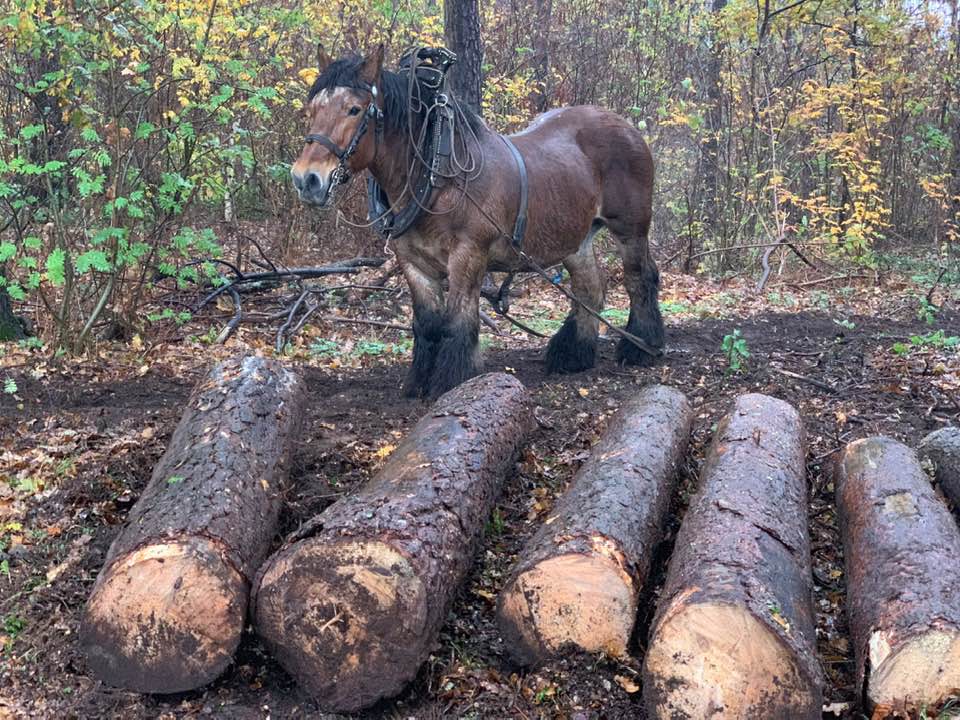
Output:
[
  {"xmin": 610, "ymin": 223, "xmax": 664, "ymax": 366},
  {"xmin": 545, "ymin": 229, "xmax": 604, "ymax": 374}
]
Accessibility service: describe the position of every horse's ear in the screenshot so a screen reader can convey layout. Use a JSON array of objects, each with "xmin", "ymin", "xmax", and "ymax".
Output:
[
  {"xmin": 316, "ymin": 43, "xmax": 332, "ymax": 72},
  {"xmin": 360, "ymin": 43, "xmax": 385, "ymax": 85}
]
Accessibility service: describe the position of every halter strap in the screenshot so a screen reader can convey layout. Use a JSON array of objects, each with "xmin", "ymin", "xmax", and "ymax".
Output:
[
  {"xmin": 304, "ymin": 132, "xmax": 348, "ymax": 159},
  {"xmin": 303, "ymin": 85, "xmax": 382, "ymax": 186}
]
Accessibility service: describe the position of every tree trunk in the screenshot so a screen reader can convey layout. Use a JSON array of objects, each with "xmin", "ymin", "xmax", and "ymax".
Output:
[
  {"xmin": 696, "ymin": 0, "xmax": 728, "ymax": 259},
  {"xmin": 444, "ymin": 0, "xmax": 484, "ymax": 116},
  {"xmin": 80, "ymin": 356, "xmax": 305, "ymax": 693},
  {"xmin": 497, "ymin": 385, "xmax": 692, "ymax": 666},
  {"xmin": 643, "ymin": 394, "xmax": 821, "ymax": 720},
  {"xmin": 531, "ymin": 0, "xmax": 553, "ymax": 114},
  {"xmin": 836, "ymin": 436, "xmax": 960, "ymax": 715},
  {"xmin": 253, "ymin": 373, "xmax": 533, "ymax": 713},
  {"xmin": 920, "ymin": 426, "xmax": 960, "ymax": 507}
]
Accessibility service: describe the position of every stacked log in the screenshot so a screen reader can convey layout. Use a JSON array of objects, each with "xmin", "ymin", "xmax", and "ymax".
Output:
[
  {"xmin": 642, "ymin": 393, "xmax": 822, "ymax": 720},
  {"xmin": 836, "ymin": 436, "xmax": 960, "ymax": 715},
  {"xmin": 919, "ymin": 426, "xmax": 960, "ymax": 507},
  {"xmin": 80, "ymin": 355, "xmax": 305, "ymax": 693},
  {"xmin": 496, "ymin": 384, "xmax": 692, "ymax": 666},
  {"xmin": 253, "ymin": 372, "xmax": 533, "ymax": 713}
]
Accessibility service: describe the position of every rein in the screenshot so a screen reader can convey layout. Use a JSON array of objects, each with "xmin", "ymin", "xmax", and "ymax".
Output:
[{"xmin": 460, "ymin": 187, "xmax": 664, "ymax": 359}]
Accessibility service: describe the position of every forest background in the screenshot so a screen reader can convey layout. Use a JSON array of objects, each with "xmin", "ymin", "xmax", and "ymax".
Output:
[{"xmin": 1, "ymin": 0, "xmax": 959, "ymax": 347}]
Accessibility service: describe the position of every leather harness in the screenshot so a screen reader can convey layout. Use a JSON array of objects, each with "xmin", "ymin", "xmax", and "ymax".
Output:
[
  {"xmin": 500, "ymin": 135, "xmax": 528, "ymax": 249},
  {"xmin": 362, "ymin": 47, "xmax": 529, "ymax": 248}
]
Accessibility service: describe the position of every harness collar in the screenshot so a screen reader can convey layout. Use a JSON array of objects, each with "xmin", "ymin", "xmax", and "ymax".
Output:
[{"xmin": 366, "ymin": 47, "xmax": 459, "ymax": 239}]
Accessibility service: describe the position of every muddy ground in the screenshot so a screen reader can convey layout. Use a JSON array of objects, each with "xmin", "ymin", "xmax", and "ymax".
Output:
[{"xmin": 1, "ymin": 275, "xmax": 959, "ymax": 719}]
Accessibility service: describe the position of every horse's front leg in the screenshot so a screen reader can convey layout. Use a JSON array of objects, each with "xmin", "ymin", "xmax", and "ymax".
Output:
[
  {"xmin": 427, "ymin": 243, "xmax": 486, "ymax": 398},
  {"xmin": 400, "ymin": 260, "xmax": 445, "ymax": 398}
]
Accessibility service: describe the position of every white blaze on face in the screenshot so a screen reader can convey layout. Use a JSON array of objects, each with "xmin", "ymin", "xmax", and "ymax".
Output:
[
  {"xmin": 310, "ymin": 86, "xmax": 349, "ymax": 110},
  {"xmin": 298, "ymin": 87, "xmax": 353, "ymax": 184}
]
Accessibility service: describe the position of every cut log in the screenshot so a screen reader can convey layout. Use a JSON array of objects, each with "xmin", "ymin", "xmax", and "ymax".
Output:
[
  {"xmin": 836, "ymin": 436, "xmax": 960, "ymax": 715},
  {"xmin": 642, "ymin": 393, "xmax": 822, "ymax": 720},
  {"xmin": 80, "ymin": 355, "xmax": 304, "ymax": 693},
  {"xmin": 252, "ymin": 372, "xmax": 533, "ymax": 713},
  {"xmin": 919, "ymin": 426, "xmax": 960, "ymax": 508},
  {"xmin": 496, "ymin": 384, "xmax": 692, "ymax": 666}
]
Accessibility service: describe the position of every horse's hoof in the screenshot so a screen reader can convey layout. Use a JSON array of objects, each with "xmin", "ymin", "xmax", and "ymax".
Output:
[
  {"xmin": 545, "ymin": 320, "xmax": 597, "ymax": 374},
  {"xmin": 616, "ymin": 338, "xmax": 662, "ymax": 367},
  {"xmin": 402, "ymin": 374, "xmax": 427, "ymax": 399}
]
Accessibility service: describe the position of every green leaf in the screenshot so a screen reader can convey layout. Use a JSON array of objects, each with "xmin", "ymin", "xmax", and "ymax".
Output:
[
  {"xmin": 0, "ymin": 241, "xmax": 15, "ymax": 262},
  {"xmin": 75, "ymin": 249, "xmax": 111, "ymax": 273},
  {"xmin": 3, "ymin": 377, "xmax": 16, "ymax": 394},
  {"xmin": 91, "ymin": 227, "xmax": 126, "ymax": 245},
  {"xmin": 134, "ymin": 121, "xmax": 157, "ymax": 139},
  {"xmin": 23, "ymin": 236, "xmax": 41, "ymax": 250},
  {"xmin": 80, "ymin": 126, "xmax": 101, "ymax": 143},
  {"xmin": 19, "ymin": 123, "xmax": 44, "ymax": 140},
  {"xmin": 45, "ymin": 249, "xmax": 65, "ymax": 286},
  {"xmin": 6, "ymin": 284, "xmax": 24, "ymax": 301}
]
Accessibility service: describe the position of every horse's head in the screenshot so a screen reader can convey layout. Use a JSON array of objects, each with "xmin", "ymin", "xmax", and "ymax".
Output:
[{"xmin": 291, "ymin": 45, "xmax": 385, "ymax": 207}]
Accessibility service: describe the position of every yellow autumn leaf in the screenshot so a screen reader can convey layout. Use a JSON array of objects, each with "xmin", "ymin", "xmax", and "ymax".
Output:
[
  {"xmin": 614, "ymin": 674, "xmax": 640, "ymax": 693},
  {"xmin": 374, "ymin": 444, "xmax": 396, "ymax": 460},
  {"xmin": 298, "ymin": 67, "xmax": 319, "ymax": 86}
]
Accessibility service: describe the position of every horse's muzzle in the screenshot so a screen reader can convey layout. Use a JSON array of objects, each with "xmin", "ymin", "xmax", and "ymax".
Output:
[{"xmin": 291, "ymin": 168, "xmax": 331, "ymax": 207}]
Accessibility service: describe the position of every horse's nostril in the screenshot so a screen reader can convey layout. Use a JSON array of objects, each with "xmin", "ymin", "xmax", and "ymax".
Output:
[{"xmin": 305, "ymin": 171, "xmax": 322, "ymax": 190}]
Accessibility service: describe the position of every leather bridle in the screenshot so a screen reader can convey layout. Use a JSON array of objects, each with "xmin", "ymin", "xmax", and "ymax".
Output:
[{"xmin": 304, "ymin": 83, "xmax": 383, "ymax": 188}]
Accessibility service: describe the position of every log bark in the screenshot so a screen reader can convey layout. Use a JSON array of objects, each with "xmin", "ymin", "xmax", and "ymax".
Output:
[
  {"xmin": 643, "ymin": 393, "xmax": 822, "ymax": 720},
  {"xmin": 497, "ymin": 385, "xmax": 692, "ymax": 666},
  {"xmin": 919, "ymin": 426, "xmax": 960, "ymax": 508},
  {"xmin": 80, "ymin": 355, "xmax": 304, "ymax": 693},
  {"xmin": 836, "ymin": 436, "xmax": 960, "ymax": 715},
  {"xmin": 252, "ymin": 372, "xmax": 533, "ymax": 713}
]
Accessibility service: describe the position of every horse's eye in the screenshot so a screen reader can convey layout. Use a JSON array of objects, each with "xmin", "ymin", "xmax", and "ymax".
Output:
[{"xmin": 348, "ymin": 106, "xmax": 362, "ymax": 116}]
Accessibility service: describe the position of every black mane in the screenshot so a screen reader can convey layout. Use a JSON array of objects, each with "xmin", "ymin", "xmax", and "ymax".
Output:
[{"xmin": 307, "ymin": 54, "xmax": 484, "ymax": 135}]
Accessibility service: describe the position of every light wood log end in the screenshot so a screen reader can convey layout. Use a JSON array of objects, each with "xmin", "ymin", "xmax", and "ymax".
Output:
[
  {"xmin": 253, "ymin": 537, "xmax": 427, "ymax": 712},
  {"xmin": 868, "ymin": 628, "xmax": 960, "ymax": 712},
  {"xmin": 644, "ymin": 601, "xmax": 819, "ymax": 719},
  {"xmin": 80, "ymin": 537, "xmax": 246, "ymax": 693},
  {"xmin": 498, "ymin": 552, "xmax": 636, "ymax": 665}
]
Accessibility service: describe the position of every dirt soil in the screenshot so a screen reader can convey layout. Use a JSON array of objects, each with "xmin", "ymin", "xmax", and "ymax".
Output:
[{"xmin": 1, "ymin": 271, "xmax": 959, "ymax": 720}]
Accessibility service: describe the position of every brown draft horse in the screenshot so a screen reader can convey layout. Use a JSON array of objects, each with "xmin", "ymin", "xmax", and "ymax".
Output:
[{"xmin": 291, "ymin": 46, "xmax": 663, "ymax": 398}]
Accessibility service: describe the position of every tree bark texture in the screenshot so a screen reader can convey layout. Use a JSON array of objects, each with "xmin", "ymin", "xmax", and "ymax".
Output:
[
  {"xmin": 919, "ymin": 426, "xmax": 960, "ymax": 508},
  {"xmin": 252, "ymin": 372, "xmax": 533, "ymax": 713},
  {"xmin": 497, "ymin": 385, "xmax": 692, "ymax": 666},
  {"xmin": 836, "ymin": 436, "xmax": 960, "ymax": 715},
  {"xmin": 80, "ymin": 355, "xmax": 305, "ymax": 693},
  {"xmin": 444, "ymin": 0, "xmax": 484, "ymax": 116},
  {"xmin": 643, "ymin": 393, "xmax": 822, "ymax": 720}
]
